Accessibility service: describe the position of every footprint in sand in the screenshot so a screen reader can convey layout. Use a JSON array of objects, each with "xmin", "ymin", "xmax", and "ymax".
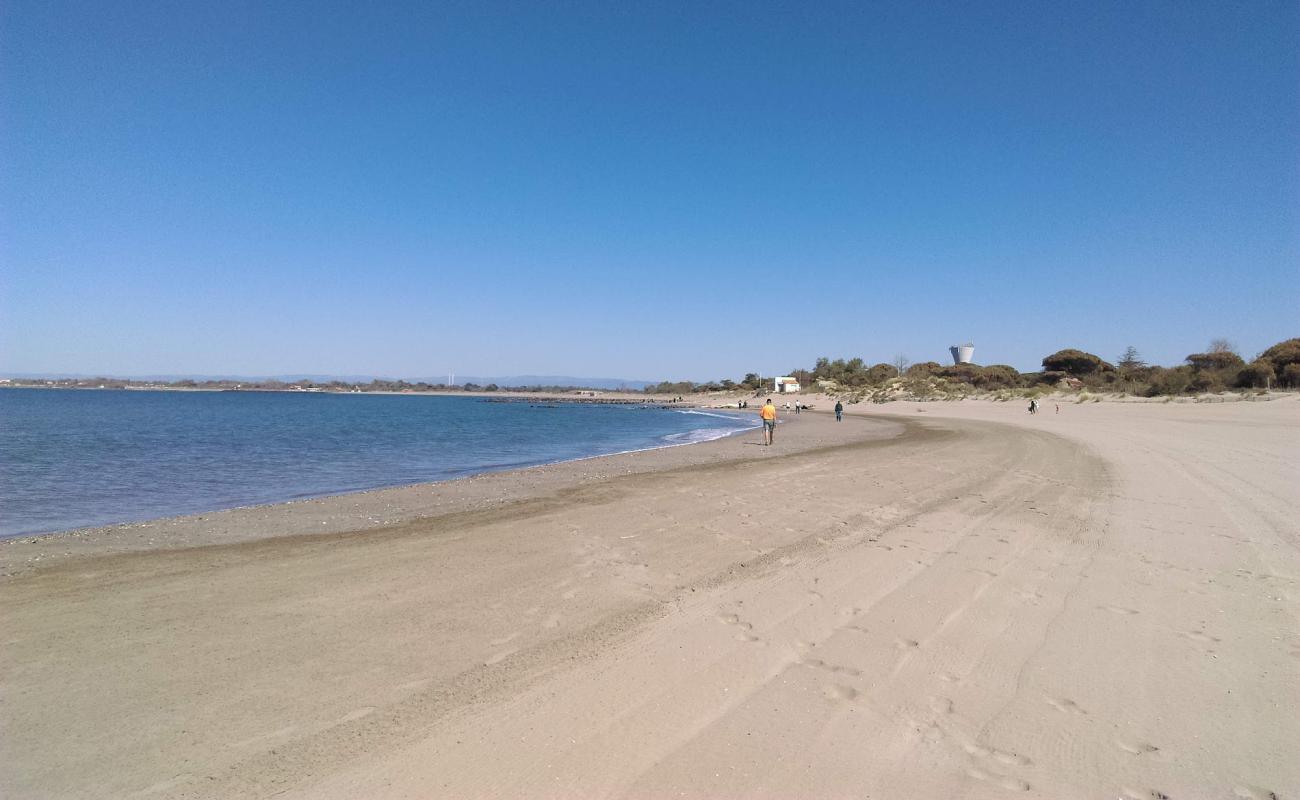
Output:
[
  {"xmin": 561, "ymin": 588, "xmax": 579, "ymax": 600},
  {"xmin": 894, "ymin": 638, "xmax": 920, "ymax": 651},
  {"xmin": 1046, "ymin": 696, "xmax": 1088, "ymax": 715},
  {"xmin": 1116, "ymin": 739, "xmax": 1160, "ymax": 755},
  {"xmin": 541, "ymin": 614, "xmax": 562, "ymax": 629},
  {"xmin": 489, "ymin": 632, "xmax": 520, "ymax": 646},
  {"xmin": 1181, "ymin": 630, "xmax": 1221, "ymax": 643},
  {"xmin": 1120, "ymin": 789, "xmax": 1173, "ymax": 800}
]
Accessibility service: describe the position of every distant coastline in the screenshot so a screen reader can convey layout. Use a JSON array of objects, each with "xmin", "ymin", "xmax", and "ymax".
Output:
[{"xmin": 0, "ymin": 377, "xmax": 656, "ymax": 399}]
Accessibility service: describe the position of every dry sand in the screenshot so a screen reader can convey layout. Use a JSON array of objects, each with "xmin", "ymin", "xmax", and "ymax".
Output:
[{"xmin": 1, "ymin": 398, "xmax": 1296, "ymax": 799}]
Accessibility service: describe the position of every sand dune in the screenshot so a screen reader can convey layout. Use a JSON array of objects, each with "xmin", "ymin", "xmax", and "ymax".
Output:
[{"xmin": 2, "ymin": 398, "xmax": 1296, "ymax": 798}]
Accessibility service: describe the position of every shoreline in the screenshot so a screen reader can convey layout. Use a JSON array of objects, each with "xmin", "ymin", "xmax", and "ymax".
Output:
[
  {"xmin": 0, "ymin": 409, "xmax": 894, "ymax": 579},
  {"xmin": 0, "ymin": 401, "xmax": 759, "ymax": 545}
]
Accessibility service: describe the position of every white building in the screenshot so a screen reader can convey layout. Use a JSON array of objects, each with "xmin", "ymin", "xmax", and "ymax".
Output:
[
  {"xmin": 949, "ymin": 343, "xmax": 975, "ymax": 365},
  {"xmin": 774, "ymin": 376, "xmax": 801, "ymax": 393}
]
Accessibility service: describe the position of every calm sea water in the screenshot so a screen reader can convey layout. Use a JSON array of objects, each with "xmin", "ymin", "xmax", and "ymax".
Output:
[{"xmin": 0, "ymin": 389, "xmax": 757, "ymax": 537}]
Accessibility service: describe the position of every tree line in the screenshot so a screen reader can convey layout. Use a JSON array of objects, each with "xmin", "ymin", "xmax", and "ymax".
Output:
[{"xmin": 645, "ymin": 337, "xmax": 1300, "ymax": 397}]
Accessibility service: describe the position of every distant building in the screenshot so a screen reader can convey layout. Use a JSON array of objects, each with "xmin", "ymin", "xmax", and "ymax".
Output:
[
  {"xmin": 774, "ymin": 376, "xmax": 801, "ymax": 393},
  {"xmin": 949, "ymin": 343, "xmax": 975, "ymax": 365}
]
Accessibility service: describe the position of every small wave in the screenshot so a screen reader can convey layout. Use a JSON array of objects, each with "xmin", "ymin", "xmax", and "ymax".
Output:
[
  {"xmin": 673, "ymin": 409, "xmax": 754, "ymax": 422},
  {"xmin": 661, "ymin": 425, "xmax": 755, "ymax": 445}
]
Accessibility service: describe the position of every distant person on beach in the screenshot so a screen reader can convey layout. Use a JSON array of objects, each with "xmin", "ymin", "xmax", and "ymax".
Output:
[
  {"xmin": 835, "ymin": 400, "xmax": 843, "ymax": 421},
  {"xmin": 760, "ymin": 398, "xmax": 777, "ymax": 445},
  {"xmin": 1055, "ymin": 403, "xmax": 1060, "ymax": 414},
  {"xmin": 1028, "ymin": 399, "xmax": 1038, "ymax": 415},
  {"xmin": 795, "ymin": 402, "xmax": 801, "ymax": 414}
]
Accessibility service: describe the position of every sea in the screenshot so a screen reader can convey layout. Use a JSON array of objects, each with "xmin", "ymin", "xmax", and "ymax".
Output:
[{"xmin": 0, "ymin": 388, "xmax": 758, "ymax": 538}]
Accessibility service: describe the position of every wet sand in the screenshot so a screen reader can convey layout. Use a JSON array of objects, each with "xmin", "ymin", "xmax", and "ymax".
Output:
[{"xmin": 1, "ymin": 398, "xmax": 1296, "ymax": 798}]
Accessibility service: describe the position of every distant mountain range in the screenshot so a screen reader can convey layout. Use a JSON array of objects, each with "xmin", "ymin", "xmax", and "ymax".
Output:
[{"xmin": 1, "ymin": 373, "xmax": 658, "ymax": 390}]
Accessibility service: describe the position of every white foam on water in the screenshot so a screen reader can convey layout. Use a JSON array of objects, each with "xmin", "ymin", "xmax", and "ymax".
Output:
[{"xmin": 660, "ymin": 424, "xmax": 755, "ymax": 445}]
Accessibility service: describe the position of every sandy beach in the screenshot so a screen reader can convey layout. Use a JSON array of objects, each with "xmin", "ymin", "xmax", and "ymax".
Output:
[{"xmin": 2, "ymin": 397, "xmax": 1297, "ymax": 799}]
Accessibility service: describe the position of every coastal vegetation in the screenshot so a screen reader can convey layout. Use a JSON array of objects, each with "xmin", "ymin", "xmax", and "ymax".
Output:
[{"xmin": 654, "ymin": 336, "xmax": 1300, "ymax": 400}]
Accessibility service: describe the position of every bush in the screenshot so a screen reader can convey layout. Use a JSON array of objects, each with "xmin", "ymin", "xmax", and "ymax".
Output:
[
  {"xmin": 1188, "ymin": 372, "xmax": 1225, "ymax": 393},
  {"xmin": 975, "ymin": 365, "xmax": 1022, "ymax": 390},
  {"xmin": 866, "ymin": 363, "xmax": 898, "ymax": 384},
  {"xmin": 1283, "ymin": 363, "xmax": 1300, "ymax": 388},
  {"xmin": 1235, "ymin": 360, "xmax": 1275, "ymax": 388},
  {"xmin": 1145, "ymin": 366, "xmax": 1192, "ymax": 396}
]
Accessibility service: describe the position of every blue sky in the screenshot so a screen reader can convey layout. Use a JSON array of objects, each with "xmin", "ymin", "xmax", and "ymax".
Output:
[{"xmin": 2, "ymin": 1, "xmax": 1296, "ymax": 380}]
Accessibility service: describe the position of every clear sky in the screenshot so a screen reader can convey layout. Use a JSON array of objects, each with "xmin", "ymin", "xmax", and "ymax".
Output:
[{"xmin": 2, "ymin": 1, "xmax": 1296, "ymax": 380}]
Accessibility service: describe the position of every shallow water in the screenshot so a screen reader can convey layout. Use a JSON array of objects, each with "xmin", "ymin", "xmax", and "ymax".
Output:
[{"xmin": 0, "ymin": 389, "xmax": 757, "ymax": 537}]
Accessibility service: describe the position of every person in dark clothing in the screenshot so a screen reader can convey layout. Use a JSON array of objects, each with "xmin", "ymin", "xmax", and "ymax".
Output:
[{"xmin": 834, "ymin": 401, "xmax": 843, "ymax": 421}]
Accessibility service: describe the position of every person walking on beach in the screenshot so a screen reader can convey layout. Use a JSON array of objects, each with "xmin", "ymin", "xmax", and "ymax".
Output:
[
  {"xmin": 834, "ymin": 400, "xmax": 843, "ymax": 421},
  {"xmin": 760, "ymin": 398, "xmax": 777, "ymax": 445},
  {"xmin": 1028, "ymin": 399, "xmax": 1038, "ymax": 415}
]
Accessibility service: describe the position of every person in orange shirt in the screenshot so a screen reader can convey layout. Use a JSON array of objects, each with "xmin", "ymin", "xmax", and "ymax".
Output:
[{"xmin": 759, "ymin": 398, "xmax": 777, "ymax": 445}]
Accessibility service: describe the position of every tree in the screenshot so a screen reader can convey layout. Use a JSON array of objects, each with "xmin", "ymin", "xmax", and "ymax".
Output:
[
  {"xmin": 1257, "ymin": 338, "xmax": 1300, "ymax": 373},
  {"xmin": 740, "ymin": 373, "xmax": 761, "ymax": 390},
  {"xmin": 1117, "ymin": 346, "xmax": 1145, "ymax": 370},
  {"xmin": 1185, "ymin": 351, "xmax": 1245, "ymax": 372},
  {"xmin": 1041, "ymin": 349, "xmax": 1113, "ymax": 376},
  {"xmin": 811, "ymin": 358, "xmax": 831, "ymax": 381},
  {"xmin": 892, "ymin": 355, "xmax": 910, "ymax": 377},
  {"xmin": 1208, "ymin": 338, "xmax": 1238, "ymax": 355}
]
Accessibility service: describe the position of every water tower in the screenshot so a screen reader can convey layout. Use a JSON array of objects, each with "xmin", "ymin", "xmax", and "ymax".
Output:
[{"xmin": 949, "ymin": 343, "xmax": 975, "ymax": 365}]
